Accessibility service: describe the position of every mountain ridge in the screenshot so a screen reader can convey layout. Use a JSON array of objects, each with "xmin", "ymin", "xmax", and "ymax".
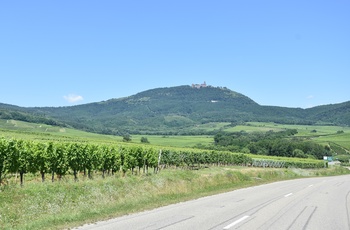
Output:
[{"xmin": 0, "ymin": 85, "xmax": 349, "ymax": 135}]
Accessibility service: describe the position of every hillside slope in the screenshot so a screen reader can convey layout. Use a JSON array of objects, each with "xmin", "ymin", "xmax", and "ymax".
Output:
[
  {"xmin": 0, "ymin": 85, "xmax": 349, "ymax": 134},
  {"xmin": 305, "ymin": 101, "xmax": 350, "ymax": 126},
  {"xmin": 34, "ymin": 86, "xmax": 261, "ymax": 134}
]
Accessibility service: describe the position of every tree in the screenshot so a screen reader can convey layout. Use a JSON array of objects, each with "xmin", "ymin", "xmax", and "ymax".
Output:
[
  {"xmin": 140, "ymin": 137, "xmax": 149, "ymax": 143},
  {"xmin": 293, "ymin": 149, "xmax": 307, "ymax": 158},
  {"xmin": 123, "ymin": 134, "xmax": 132, "ymax": 142}
]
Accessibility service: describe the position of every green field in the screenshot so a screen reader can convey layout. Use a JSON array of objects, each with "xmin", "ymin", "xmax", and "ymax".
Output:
[
  {"xmin": 243, "ymin": 122, "xmax": 350, "ymax": 152},
  {"xmin": 0, "ymin": 119, "xmax": 122, "ymax": 143},
  {"xmin": 130, "ymin": 135, "xmax": 213, "ymax": 147},
  {"xmin": 1, "ymin": 119, "xmax": 349, "ymax": 152}
]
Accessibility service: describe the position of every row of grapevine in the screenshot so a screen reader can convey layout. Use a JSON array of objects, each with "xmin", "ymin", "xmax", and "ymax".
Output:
[
  {"xmin": 0, "ymin": 138, "xmax": 252, "ymax": 186},
  {"xmin": 249, "ymin": 153, "xmax": 326, "ymax": 169},
  {"xmin": 0, "ymin": 138, "xmax": 160, "ymax": 186},
  {"xmin": 160, "ymin": 149, "xmax": 252, "ymax": 168},
  {"xmin": 252, "ymin": 159, "xmax": 326, "ymax": 168},
  {"xmin": 0, "ymin": 137, "xmax": 327, "ymax": 186}
]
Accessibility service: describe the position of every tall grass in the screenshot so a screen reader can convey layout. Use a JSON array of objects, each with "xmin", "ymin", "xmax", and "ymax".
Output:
[{"xmin": 0, "ymin": 166, "xmax": 348, "ymax": 230}]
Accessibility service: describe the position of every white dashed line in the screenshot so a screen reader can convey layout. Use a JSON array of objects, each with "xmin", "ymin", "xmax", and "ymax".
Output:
[
  {"xmin": 223, "ymin": 215, "xmax": 250, "ymax": 229},
  {"xmin": 284, "ymin": 193, "xmax": 293, "ymax": 197}
]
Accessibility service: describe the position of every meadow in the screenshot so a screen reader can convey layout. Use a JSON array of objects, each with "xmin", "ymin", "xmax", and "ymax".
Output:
[{"xmin": 1, "ymin": 119, "xmax": 349, "ymax": 151}]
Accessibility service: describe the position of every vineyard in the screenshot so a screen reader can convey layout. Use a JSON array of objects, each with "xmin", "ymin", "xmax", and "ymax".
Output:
[{"xmin": 0, "ymin": 137, "xmax": 326, "ymax": 187}]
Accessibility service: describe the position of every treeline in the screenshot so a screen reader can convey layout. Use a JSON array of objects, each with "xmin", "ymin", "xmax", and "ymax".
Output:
[
  {"xmin": 214, "ymin": 129, "xmax": 331, "ymax": 159},
  {"xmin": 0, "ymin": 109, "xmax": 66, "ymax": 127},
  {"xmin": 0, "ymin": 138, "xmax": 252, "ymax": 186}
]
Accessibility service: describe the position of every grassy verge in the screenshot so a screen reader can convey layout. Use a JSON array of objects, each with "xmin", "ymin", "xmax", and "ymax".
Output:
[{"xmin": 0, "ymin": 166, "xmax": 349, "ymax": 230}]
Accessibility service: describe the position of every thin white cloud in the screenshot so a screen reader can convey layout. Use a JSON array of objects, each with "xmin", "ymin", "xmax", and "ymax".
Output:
[
  {"xmin": 63, "ymin": 94, "xmax": 84, "ymax": 103},
  {"xmin": 306, "ymin": 95, "xmax": 314, "ymax": 99}
]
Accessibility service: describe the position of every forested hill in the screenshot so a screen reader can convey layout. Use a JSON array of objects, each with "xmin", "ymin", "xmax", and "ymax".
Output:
[{"xmin": 0, "ymin": 85, "xmax": 349, "ymax": 135}]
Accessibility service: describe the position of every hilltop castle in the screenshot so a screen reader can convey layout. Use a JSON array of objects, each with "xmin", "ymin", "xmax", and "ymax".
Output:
[{"xmin": 191, "ymin": 81, "xmax": 207, "ymax": 89}]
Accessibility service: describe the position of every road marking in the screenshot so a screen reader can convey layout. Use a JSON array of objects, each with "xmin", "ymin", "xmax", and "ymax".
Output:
[
  {"xmin": 223, "ymin": 215, "xmax": 250, "ymax": 229},
  {"xmin": 284, "ymin": 193, "xmax": 293, "ymax": 197}
]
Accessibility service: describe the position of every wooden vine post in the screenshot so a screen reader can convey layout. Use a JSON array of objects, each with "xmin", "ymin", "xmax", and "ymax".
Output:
[{"xmin": 157, "ymin": 149, "xmax": 162, "ymax": 173}]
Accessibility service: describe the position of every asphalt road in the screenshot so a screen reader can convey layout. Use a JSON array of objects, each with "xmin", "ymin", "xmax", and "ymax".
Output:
[{"xmin": 76, "ymin": 174, "xmax": 350, "ymax": 230}]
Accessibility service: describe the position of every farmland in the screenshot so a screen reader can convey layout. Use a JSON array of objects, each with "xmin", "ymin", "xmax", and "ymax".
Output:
[
  {"xmin": 0, "ymin": 119, "xmax": 349, "ymax": 229},
  {"xmin": 0, "ymin": 119, "xmax": 348, "ymax": 180},
  {"xmin": 1, "ymin": 120, "xmax": 349, "ymax": 150}
]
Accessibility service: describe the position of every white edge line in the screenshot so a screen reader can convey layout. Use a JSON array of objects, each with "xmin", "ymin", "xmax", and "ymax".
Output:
[
  {"xmin": 223, "ymin": 215, "xmax": 250, "ymax": 229},
  {"xmin": 284, "ymin": 193, "xmax": 293, "ymax": 197}
]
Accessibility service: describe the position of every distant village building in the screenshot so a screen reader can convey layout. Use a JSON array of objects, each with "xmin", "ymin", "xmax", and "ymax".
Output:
[{"xmin": 192, "ymin": 81, "xmax": 207, "ymax": 89}]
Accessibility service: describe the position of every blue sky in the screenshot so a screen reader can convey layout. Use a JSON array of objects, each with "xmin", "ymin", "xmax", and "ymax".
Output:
[{"xmin": 1, "ymin": 1, "xmax": 349, "ymax": 108}]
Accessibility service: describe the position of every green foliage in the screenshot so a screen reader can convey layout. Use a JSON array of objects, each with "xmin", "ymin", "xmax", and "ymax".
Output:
[
  {"xmin": 335, "ymin": 155, "xmax": 350, "ymax": 167},
  {"xmin": 31, "ymin": 142, "xmax": 49, "ymax": 181},
  {"xmin": 0, "ymin": 137, "xmax": 264, "ymax": 186},
  {"xmin": 292, "ymin": 149, "xmax": 307, "ymax": 158},
  {"xmin": 122, "ymin": 134, "xmax": 132, "ymax": 142},
  {"xmin": 48, "ymin": 142, "xmax": 69, "ymax": 181},
  {"xmin": 67, "ymin": 143, "xmax": 84, "ymax": 181},
  {"xmin": 248, "ymin": 154, "xmax": 326, "ymax": 169},
  {"xmin": 0, "ymin": 127, "xmax": 334, "ymax": 187},
  {"xmin": 140, "ymin": 136, "xmax": 149, "ymax": 143},
  {"xmin": 214, "ymin": 129, "xmax": 330, "ymax": 160},
  {"xmin": 1, "ymin": 86, "xmax": 349, "ymax": 135},
  {"xmin": 0, "ymin": 106, "xmax": 67, "ymax": 127},
  {"xmin": 84, "ymin": 144, "xmax": 100, "ymax": 178},
  {"xmin": 0, "ymin": 137, "xmax": 7, "ymax": 184}
]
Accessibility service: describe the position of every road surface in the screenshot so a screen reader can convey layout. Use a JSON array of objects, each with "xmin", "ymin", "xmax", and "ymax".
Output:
[{"xmin": 76, "ymin": 174, "xmax": 350, "ymax": 230}]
